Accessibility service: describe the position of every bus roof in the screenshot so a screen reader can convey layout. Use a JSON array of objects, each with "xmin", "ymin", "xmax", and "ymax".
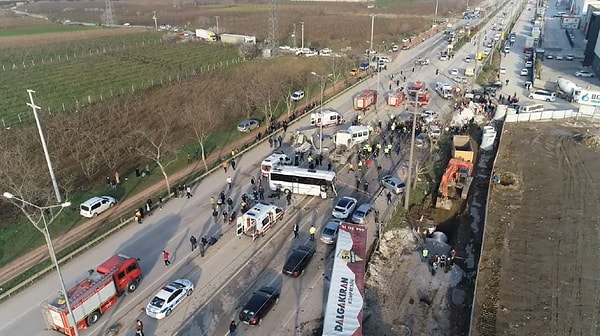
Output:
[{"xmin": 271, "ymin": 166, "xmax": 336, "ymax": 180}]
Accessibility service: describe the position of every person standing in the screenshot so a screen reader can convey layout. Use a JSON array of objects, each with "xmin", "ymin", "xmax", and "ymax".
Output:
[
  {"xmin": 250, "ymin": 176, "xmax": 256, "ymax": 187},
  {"xmin": 229, "ymin": 320, "xmax": 237, "ymax": 335},
  {"xmin": 190, "ymin": 235, "xmax": 198, "ymax": 251},
  {"xmin": 258, "ymin": 185, "xmax": 265, "ymax": 200},
  {"xmin": 186, "ymin": 185, "xmax": 193, "ymax": 198},
  {"xmin": 162, "ymin": 251, "xmax": 171, "ymax": 266},
  {"xmin": 386, "ymin": 191, "xmax": 392, "ymax": 205},
  {"xmin": 293, "ymin": 223, "xmax": 299, "ymax": 238},
  {"xmin": 226, "ymin": 176, "xmax": 233, "ymax": 190},
  {"xmin": 136, "ymin": 319, "xmax": 144, "ymax": 336},
  {"xmin": 286, "ymin": 191, "xmax": 292, "ymax": 206},
  {"xmin": 309, "ymin": 225, "xmax": 316, "ymax": 241},
  {"xmin": 227, "ymin": 197, "xmax": 234, "ymax": 211},
  {"xmin": 158, "ymin": 197, "xmax": 163, "ymax": 210},
  {"xmin": 222, "ymin": 161, "xmax": 229, "ymax": 173},
  {"xmin": 231, "ymin": 158, "xmax": 236, "ymax": 170}
]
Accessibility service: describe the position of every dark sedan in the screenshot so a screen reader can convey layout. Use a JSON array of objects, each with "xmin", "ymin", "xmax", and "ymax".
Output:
[
  {"xmin": 239, "ymin": 287, "xmax": 280, "ymax": 326},
  {"xmin": 282, "ymin": 245, "xmax": 316, "ymax": 277}
]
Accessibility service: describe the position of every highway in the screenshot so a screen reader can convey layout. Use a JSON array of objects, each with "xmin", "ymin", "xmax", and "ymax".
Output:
[{"xmin": 0, "ymin": 2, "xmax": 513, "ymax": 336}]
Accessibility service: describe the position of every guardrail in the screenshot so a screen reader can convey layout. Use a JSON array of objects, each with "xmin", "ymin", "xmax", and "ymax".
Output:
[
  {"xmin": 505, "ymin": 108, "xmax": 582, "ymax": 122},
  {"xmin": 0, "ymin": 74, "xmax": 366, "ymax": 303}
]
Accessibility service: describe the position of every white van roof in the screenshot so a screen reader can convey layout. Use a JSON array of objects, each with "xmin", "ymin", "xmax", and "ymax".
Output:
[{"xmin": 347, "ymin": 125, "xmax": 369, "ymax": 133}]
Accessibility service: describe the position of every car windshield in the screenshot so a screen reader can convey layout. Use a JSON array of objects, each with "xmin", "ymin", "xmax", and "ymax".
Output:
[
  {"xmin": 150, "ymin": 296, "xmax": 165, "ymax": 308},
  {"xmin": 354, "ymin": 211, "xmax": 365, "ymax": 217},
  {"xmin": 170, "ymin": 281, "xmax": 186, "ymax": 289},
  {"xmin": 338, "ymin": 199, "xmax": 351, "ymax": 207},
  {"xmin": 323, "ymin": 227, "xmax": 336, "ymax": 235},
  {"xmin": 241, "ymin": 309, "xmax": 255, "ymax": 320}
]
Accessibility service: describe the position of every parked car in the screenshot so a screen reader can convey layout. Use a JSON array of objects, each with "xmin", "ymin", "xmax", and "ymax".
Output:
[
  {"xmin": 566, "ymin": 54, "xmax": 574, "ymax": 61},
  {"xmin": 498, "ymin": 67, "xmax": 507, "ymax": 74},
  {"xmin": 146, "ymin": 279, "xmax": 194, "ymax": 319},
  {"xmin": 380, "ymin": 175, "xmax": 406, "ymax": 195},
  {"xmin": 391, "ymin": 45, "xmax": 399, "ymax": 52},
  {"xmin": 239, "ymin": 287, "xmax": 280, "ymax": 325},
  {"xmin": 332, "ymin": 196, "xmax": 358, "ymax": 219},
  {"xmin": 237, "ymin": 120, "xmax": 259, "ymax": 132},
  {"xmin": 450, "ymin": 68, "xmax": 460, "ymax": 75},
  {"xmin": 555, "ymin": 54, "xmax": 564, "ymax": 60},
  {"xmin": 528, "ymin": 89, "xmax": 556, "ymax": 102},
  {"xmin": 415, "ymin": 133, "xmax": 429, "ymax": 147},
  {"xmin": 320, "ymin": 218, "xmax": 343, "ymax": 244},
  {"xmin": 464, "ymin": 56, "xmax": 472, "ymax": 63},
  {"xmin": 351, "ymin": 203, "xmax": 373, "ymax": 224},
  {"xmin": 349, "ymin": 68, "xmax": 359, "ymax": 76},
  {"xmin": 80, "ymin": 196, "xmax": 116, "ymax": 218},
  {"xmin": 439, "ymin": 54, "xmax": 448, "ymax": 61},
  {"xmin": 291, "ymin": 90, "xmax": 305, "ymax": 101},
  {"xmin": 545, "ymin": 54, "xmax": 554, "ymax": 59},
  {"xmin": 282, "ymin": 245, "xmax": 316, "ymax": 277},
  {"xmin": 575, "ymin": 70, "xmax": 595, "ymax": 78},
  {"xmin": 520, "ymin": 68, "xmax": 529, "ymax": 76},
  {"xmin": 421, "ymin": 110, "xmax": 439, "ymax": 124},
  {"xmin": 525, "ymin": 61, "xmax": 533, "ymax": 68}
]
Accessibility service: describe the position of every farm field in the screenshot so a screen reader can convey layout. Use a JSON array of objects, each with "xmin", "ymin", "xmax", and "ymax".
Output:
[{"xmin": 472, "ymin": 121, "xmax": 600, "ymax": 335}]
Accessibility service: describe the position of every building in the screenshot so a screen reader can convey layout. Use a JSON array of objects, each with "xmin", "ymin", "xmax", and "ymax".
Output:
[{"xmin": 583, "ymin": 10, "xmax": 600, "ymax": 66}]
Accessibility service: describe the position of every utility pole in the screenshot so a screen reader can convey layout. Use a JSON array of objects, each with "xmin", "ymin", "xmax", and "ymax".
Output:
[
  {"xmin": 292, "ymin": 23, "xmax": 297, "ymax": 49},
  {"xmin": 369, "ymin": 14, "xmax": 375, "ymax": 54},
  {"xmin": 27, "ymin": 90, "xmax": 63, "ymax": 204},
  {"xmin": 405, "ymin": 92, "xmax": 420, "ymax": 210},
  {"xmin": 433, "ymin": 0, "xmax": 439, "ymax": 27},
  {"xmin": 215, "ymin": 16, "xmax": 219, "ymax": 35},
  {"xmin": 152, "ymin": 11, "xmax": 158, "ymax": 31},
  {"xmin": 301, "ymin": 21, "xmax": 305, "ymax": 50}
]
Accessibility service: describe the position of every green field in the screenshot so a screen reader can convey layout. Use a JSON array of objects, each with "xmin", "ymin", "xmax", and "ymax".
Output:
[
  {"xmin": 0, "ymin": 32, "xmax": 240, "ymax": 125},
  {"xmin": 0, "ymin": 24, "xmax": 92, "ymax": 37}
]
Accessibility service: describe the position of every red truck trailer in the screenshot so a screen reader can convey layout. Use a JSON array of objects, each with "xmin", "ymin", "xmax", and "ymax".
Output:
[
  {"xmin": 353, "ymin": 89, "xmax": 377, "ymax": 111},
  {"xmin": 387, "ymin": 90, "xmax": 407, "ymax": 106},
  {"xmin": 42, "ymin": 254, "xmax": 143, "ymax": 335}
]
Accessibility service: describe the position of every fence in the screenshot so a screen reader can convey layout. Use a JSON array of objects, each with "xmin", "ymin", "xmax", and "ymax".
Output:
[{"xmin": 503, "ymin": 108, "xmax": 600, "ymax": 122}]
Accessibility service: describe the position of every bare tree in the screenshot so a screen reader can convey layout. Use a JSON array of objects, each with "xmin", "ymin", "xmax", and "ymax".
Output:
[
  {"xmin": 327, "ymin": 57, "xmax": 351, "ymax": 93},
  {"xmin": 129, "ymin": 107, "xmax": 178, "ymax": 196},
  {"xmin": 181, "ymin": 98, "xmax": 219, "ymax": 172}
]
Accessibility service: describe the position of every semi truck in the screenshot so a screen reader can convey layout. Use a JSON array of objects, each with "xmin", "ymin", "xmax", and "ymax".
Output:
[
  {"xmin": 195, "ymin": 29, "xmax": 217, "ymax": 42},
  {"xmin": 236, "ymin": 202, "xmax": 284, "ymax": 240},
  {"xmin": 42, "ymin": 254, "xmax": 143, "ymax": 336},
  {"xmin": 353, "ymin": 90, "xmax": 377, "ymax": 111},
  {"xmin": 219, "ymin": 33, "xmax": 256, "ymax": 44}
]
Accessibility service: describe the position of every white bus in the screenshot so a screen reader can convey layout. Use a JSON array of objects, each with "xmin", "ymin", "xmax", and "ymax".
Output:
[{"xmin": 269, "ymin": 166, "xmax": 337, "ymax": 199}]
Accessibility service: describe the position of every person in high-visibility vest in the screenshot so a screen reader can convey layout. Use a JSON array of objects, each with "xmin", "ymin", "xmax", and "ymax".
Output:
[
  {"xmin": 384, "ymin": 147, "xmax": 390, "ymax": 156},
  {"xmin": 309, "ymin": 225, "xmax": 317, "ymax": 241}
]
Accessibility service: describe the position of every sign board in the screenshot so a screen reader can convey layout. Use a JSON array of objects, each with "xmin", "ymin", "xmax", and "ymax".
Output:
[
  {"xmin": 322, "ymin": 223, "xmax": 367, "ymax": 336},
  {"xmin": 578, "ymin": 90, "xmax": 600, "ymax": 106}
]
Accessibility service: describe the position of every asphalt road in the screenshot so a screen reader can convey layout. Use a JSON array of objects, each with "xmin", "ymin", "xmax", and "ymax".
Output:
[{"xmin": 0, "ymin": 3, "xmax": 512, "ymax": 336}]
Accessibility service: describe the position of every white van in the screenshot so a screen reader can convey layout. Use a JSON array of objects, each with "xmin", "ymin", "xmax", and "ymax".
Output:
[
  {"xmin": 310, "ymin": 109, "xmax": 345, "ymax": 127},
  {"xmin": 80, "ymin": 196, "xmax": 116, "ymax": 218},
  {"xmin": 334, "ymin": 125, "xmax": 370, "ymax": 148},
  {"xmin": 519, "ymin": 103, "xmax": 545, "ymax": 113},
  {"xmin": 528, "ymin": 90, "xmax": 556, "ymax": 102},
  {"xmin": 261, "ymin": 151, "xmax": 291, "ymax": 177}
]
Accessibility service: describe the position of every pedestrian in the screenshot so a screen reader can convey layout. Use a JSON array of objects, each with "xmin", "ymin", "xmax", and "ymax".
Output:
[
  {"xmin": 227, "ymin": 197, "xmax": 234, "ymax": 211},
  {"xmin": 278, "ymin": 135, "xmax": 283, "ymax": 148},
  {"xmin": 258, "ymin": 185, "xmax": 265, "ymax": 200},
  {"xmin": 222, "ymin": 161, "xmax": 229, "ymax": 173},
  {"xmin": 186, "ymin": 185, "xmax": 193, "ymax": 198},
  {"xmin": 227, "ymin": 176, "xmax": 233, "ymax": 190},
  {"xmin": 309, "ymin": 225, "xmax": 316, "ymax": 241},
  {"xmin": 212, "ymin": 208, "xmax": 219, "ymax": 222},
  {"xmin": 135, "ymin": 166, "xmax": 141, "ymax": 178},
  {"xmin": 286, "ymin": 191, "xmax": 292, "ymax": 205},
  {"xmin": 162, "ymin": 251, "xmax": 171, "ymax": 266},
  {"xmin": 363, "ymin": 181, "xmax": 369, "ymax": 192},
  {"xmin": 269, "ymin": 136, "xmax": 274, "ymax": 147},
  {"xmin": 250, "ymin": 176, "xmax": 256, "ymax": 187},
  {"xmin": 327, "ymin": 162, "xmax": 332, "ymax": 171},
  {"xmin": 190, "ymin": 235, "xmax": 198, "ymax": 251},
  {"xmin": 505, "ymin": 79, "xmax": 509, "ymax": 86},
  {"xmin": 158, "ymin": 197, "xmax": 163, "ymax": 210},
  {"xmin": 187, "ymin": 152, "xmax": 192, "ymax": 164},
  {"xmin": 223, "ymin": 210, "xmax": 229, "ymax": 223},
  {"xmin": 210, "ymin": 196, "xmax": 216, "ymax": 209},
  {"xmin": 135, "ymin": 209, "xmax": 142, "ymax": 224},
  {"xmin": 229, "ymin": 320, "xmax": 237, "ymax": 335},
  {"xmin": 145, "ymin": 202, "xmax": 151, "ymax": 216},
  {"xmin": 202, "ymin": 236, "xmax": 208, "ymax": 247},
  {"xmin": 386, "ymin": 191, "xmax": 392, "ymax": 205},
  {"xmin": 231, "ymin": 149, "xmax": 236, "ymax": 158},
  {"xmin": 293, "ymin": 223, "xmax": 299, "ymax": 238},
  {"xmin": 349, "ymin": 163, "xmax": 354, "ymax": 172},
  {"xmin": 136, "ymin": 319, "xmax": 144, "ymax": 336},
  {"xmin": 283, "ymin": 121, "xmax": 288, "ymax": 132},
  {"xmin": 231, "ymin": 158, "xmax": 236, "ymax": 170},
  {"xmin": 356, "ymin": 178, "xmax": 360, "ymax": 190}
]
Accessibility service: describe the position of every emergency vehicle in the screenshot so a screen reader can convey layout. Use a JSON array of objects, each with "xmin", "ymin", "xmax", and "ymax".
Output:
[
  {"xmin": 42, "ymin": 254, "xmax": 143, "ymax": 335},
  {"xmin": 260, "ymin": 151, "xmax": 291, "ymax": 177},
  {"xmin": 435, "ymin": 82, "xmax": 454, "ymax": 99},
  {"xmin": 236, "ymin": 202, "xmax": 284, "ymax": 240},
  {"xmin": 387, "ymin": 90, "xmax": 407, "ymax": 106},
  {"xmin": 353, "ymin": 90, "xmax": 377, "ymax": 111},
  {"xmin": 310, "ymin": 109, "xmax": 344, "ymax": 127}
]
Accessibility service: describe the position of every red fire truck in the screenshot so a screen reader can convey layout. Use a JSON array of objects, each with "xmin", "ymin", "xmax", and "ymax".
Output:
[
  {"xmin": 353, "ymin": 89, "xmax": 377, "ymax": 111},
  {"xmin": 42, "ymin": 254, "xmax": 143, "ymax": 335}
]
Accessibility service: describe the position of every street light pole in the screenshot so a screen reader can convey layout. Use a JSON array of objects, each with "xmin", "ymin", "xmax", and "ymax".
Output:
[
  {"xmin": 405, "ymin": 92, "xmax": 419, "ymax": 210},
  {"xmin": 27, "ymin": 90, "xmax": 63, "ymax": 204},
  {"xmin": 433, "ymin": 0, "xmax": 439, "ymax": 27},
  {"xmin": 2, "ymin": 192, "xmax": 77, "ymax": 336},
  {"xmin": 301, "ymin": 21, "xmax": 305, "ymax": 50},
  {"xmin": 215, "ymin": 16, "xmax": 219, "ymax": 35},
  {"xmin": 311, "ymin": 72, "xmax": 333, "ymax": 155},
  {"xmin": 369, "ymin": 14, "xmax": 375, "ymax": 54}
]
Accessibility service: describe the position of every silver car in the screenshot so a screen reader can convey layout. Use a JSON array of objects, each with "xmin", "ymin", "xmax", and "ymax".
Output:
[
  {"xmin": 331, "ymin": 196, "xmax": 358, "ymax": 219},
  {"xmin": 237, "ymin": 120, "xmax": 259, "ymax": 132},
  {"xmin": 320, "ymin": 219, "xmax": 342, "ymax": 244},
  {"xmin": 351, "ymin": 203, "xmax": 373, "ymax": 224},
  {"xmin": 380, "ymin": 175, "xmax": 406, "ymax": 195}
]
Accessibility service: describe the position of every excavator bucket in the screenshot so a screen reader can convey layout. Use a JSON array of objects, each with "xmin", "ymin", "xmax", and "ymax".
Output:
[{"xmin": 436, "ymin": 197, "xmax": 453, "ymax": 210}]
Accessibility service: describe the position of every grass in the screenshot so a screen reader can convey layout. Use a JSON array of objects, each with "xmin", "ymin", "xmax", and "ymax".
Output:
[
  {"xmin": 0, "ymin": 32, "xmax": 240, "ymax": 126},
  {"xmin": 0, "ymin": 25, "xmax": 92, "ymax": 37}
]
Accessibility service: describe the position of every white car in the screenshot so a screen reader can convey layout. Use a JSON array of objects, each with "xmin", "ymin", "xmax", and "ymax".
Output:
[
  {"xmin": 520, "ymin": 68, "xmax": 529, "ymax": 76},
  {"xmin": 291, "ymin": 90, "xmax": 305, "ymax": 101},
  {"xmin": 439, "ymin": 55, "xmax": 448, "ymax": 61},
  {"xmin": 528, "ymin": 90, "xmax": 556, "ymax": 102},
  {"xmin": 402, "ymin": 38, "xmax": 410, "ymax": 43},
  {"xmin": 464, "ymin": 56, "xmax": 472, "ymax": 63},
  {"xmin": 525, "ymin": 61, "xmax": 533, "ymax": 68},
  {"xmin": 332, "ymin": 196, "xmax": 358, "ymax": 219},
  {"xmin": 575, "ymin": 70, "xmax": 595, "ymax": 78},
  {"xmin": 555, "ymin": 54, "xmax": 564, "ymax": 60},
  {"xmin": 237, "ymin": 119, "xmax": 259, "ymax": 132},
  {"xmin": 80, "ymin": 196, "xmax": 116, "ymax": 218},
  {"xmin": 391, "ymin": 45, "xmax": 399, "ymax": 52},
  {"xmin": 499, "ymin": 67, "xmax": 506, "ymax": 74},
  {"xmin": 450, "ymin": 68, "xmax": 460, "ymax": 76},
  {"xmin": 146, "ymin": 279, "xmax": 194, "ymax": 319},
  {"xmin": 422, "ymin": 110, "xmax": 439, "ymax": 123}
]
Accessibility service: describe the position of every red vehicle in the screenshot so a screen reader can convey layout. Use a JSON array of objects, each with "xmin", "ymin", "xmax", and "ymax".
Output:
[
  {"xmin": 353, "ymin": 89, "xmax": 378, "ymax": 111},
  {"xmin": 42, "ymin": 254, "xmax": 143, "ymax": 335},
  {"xmin": 408, "ymin": 81, "xmax": 425, "ymax": 96},
  {"xmin": 387, "ymin": 90, "xmax": 407, "ymax": 106},
  {"xmin": 415, "ymin": 90, "xmax": 430, "ymax": 106}
]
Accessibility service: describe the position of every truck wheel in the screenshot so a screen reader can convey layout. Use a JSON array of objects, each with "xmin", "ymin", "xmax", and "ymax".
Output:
[
  {"xmin": 128, "ymin": 280, "xmax": 139, "ymax": 293},
  {"xmin": 87, "ymin": 310, "xmax": 101, "ymax": 325}
]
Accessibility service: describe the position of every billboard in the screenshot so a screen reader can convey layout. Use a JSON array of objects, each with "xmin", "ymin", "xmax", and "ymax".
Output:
[
  {"xmin": 578, "ymin": 90, "xmax": 600, "ymax": 106},
  {"xmin": 322, "ymin": 223, "xmax": 367, "ymax": 336}
]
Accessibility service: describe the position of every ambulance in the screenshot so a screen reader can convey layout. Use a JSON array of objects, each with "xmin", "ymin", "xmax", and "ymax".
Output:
[
  {"xmin": 310, "ymin": 109, "xmax": 345, "ymax": 127},
  {"xmin": 236, "ymin": 202, "xmax": 285, "ymax": 240},
  {"xmin": 260, "ymin": 151, "xmax": 291, "ymax": 177}
]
